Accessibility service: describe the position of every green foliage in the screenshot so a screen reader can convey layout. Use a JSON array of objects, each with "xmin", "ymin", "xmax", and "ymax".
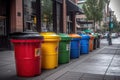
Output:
[
  {"xmin": 82, "ymin": 0, "xmax": 107, "ymax": 31},
  {"xmin": 83, "ymin": 0, "xmax": 105, "ymax": 21}
]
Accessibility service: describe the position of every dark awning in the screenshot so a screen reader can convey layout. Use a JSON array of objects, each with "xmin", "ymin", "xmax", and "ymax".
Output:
[
  {"xmin": 66, "ymin": 0, "xmax": 83, "ymax": 14},
  {"xmin": 55, "ymin": 0, "xmax": 63, "ymax": 3},
  {"xmin": 77, "ymin": 21, "xmax": 93, "ymax": 24}
]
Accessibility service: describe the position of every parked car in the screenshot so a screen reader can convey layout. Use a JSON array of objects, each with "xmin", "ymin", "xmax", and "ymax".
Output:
[
  {"xmin": 111, "ymin": 33, "xmax": 118, "ymax": 38},
  {"xmin": 99, "ymin": 33, "xmax": 104, "ymax": 39},
  {"xmin": 118, "ymin": 32, "xmax": 120, "ymax": 37},
  {"xmin": 103, "ymin": 33, "xmax": 108, "ymax": 38}
]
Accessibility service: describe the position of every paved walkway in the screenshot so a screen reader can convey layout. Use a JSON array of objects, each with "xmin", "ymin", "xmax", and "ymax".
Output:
[{"xmin": 0, "ymin": 44, "xmax": 120, "ymax": 80}]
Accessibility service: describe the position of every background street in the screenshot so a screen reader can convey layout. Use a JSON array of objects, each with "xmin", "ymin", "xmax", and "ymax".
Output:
[{"xmin": 101, "ymin": 37, "xmax": 120, "ymax": 44}]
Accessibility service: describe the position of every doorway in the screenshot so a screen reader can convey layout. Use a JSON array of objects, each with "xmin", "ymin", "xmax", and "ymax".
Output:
[{"xmin": 0, "ymin": 0, "xmax": 11, "ymax": 50}]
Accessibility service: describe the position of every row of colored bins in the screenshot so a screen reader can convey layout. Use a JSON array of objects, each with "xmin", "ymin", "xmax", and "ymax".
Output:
[
  {"xmin": 10, "ymin": 32, "xmax": 99, "ymax": 77},
  {"xmin": 11, "ymin": 32, "xmax": 61, "ymax": 77},
  {"xmin": 80, "ymin": 33, "xmax": 100, "ymax": 52}
]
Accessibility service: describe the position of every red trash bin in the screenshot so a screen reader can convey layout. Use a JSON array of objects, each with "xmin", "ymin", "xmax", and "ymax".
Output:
[{"xmin": 10, "ymin": 32, "xmax": 43, "ymax": 77}]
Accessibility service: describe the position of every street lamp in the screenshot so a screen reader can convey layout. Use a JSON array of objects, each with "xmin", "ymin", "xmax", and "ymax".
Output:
[
  {"xmin": 108, "ymin": 10, "xmax": 112, "ymax": 45},
  {"xmin": 108, "ymin": 10, "xmax": 114, "ymax": 45},
  {"xmin": 107, "ymin": 0, "xmax": 113, "ymax": 45}
]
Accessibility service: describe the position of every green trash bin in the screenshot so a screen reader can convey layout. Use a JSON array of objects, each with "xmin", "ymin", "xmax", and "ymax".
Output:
[{"xmin": 58, "ymin": 33, "xmax": 71, "ymax": 64}]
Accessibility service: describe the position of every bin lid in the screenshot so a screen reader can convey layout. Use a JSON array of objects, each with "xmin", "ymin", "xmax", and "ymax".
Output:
[
  {"xmin": 89, "ymin": 35, "xmax": 94, "ymax": 39},
  {"xmin": 79, "ymin": 34, "xmax": 90, "ymax": 39},
  {"xmin": 10, "ymin": 31, "xmax": 43, "ymax": 39},
  {"xmin": 93, "ymin": 33, "xmax": 98, "ymax": 38},
  {"xmin": 69, "ymin": 34, "xmax": 81, "ymax": 38},
  {"xmin": 40, "ymin": 32, "xmax": 60, "ymax": 40},
  {"xmin": 58, "ymin": 33, "xmax": 71, "ymax": 41}
]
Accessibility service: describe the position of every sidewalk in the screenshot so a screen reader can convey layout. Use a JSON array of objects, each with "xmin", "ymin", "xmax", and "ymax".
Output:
[{"xmin": 0, "ymin": 44, "xmax": 120, "ymax": 80}]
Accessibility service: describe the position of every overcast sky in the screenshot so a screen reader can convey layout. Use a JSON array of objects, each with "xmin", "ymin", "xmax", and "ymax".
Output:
[{"xmin": 109, "ymin": 0, "xmax": 120, "ymax": 21}]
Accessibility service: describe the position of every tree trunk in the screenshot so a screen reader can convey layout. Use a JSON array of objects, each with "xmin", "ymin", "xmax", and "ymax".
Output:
[{"xmin": 93, "ymin": 19, "xmax": 96, "ymax": 32}]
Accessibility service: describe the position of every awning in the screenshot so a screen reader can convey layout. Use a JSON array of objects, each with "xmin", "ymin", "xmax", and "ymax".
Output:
[
  {"xmin": 55, "ymin": 0, "xmax": 62, "ymax": 3},
  {"xmin": 66, "ymin": 0, "xmax": 83, "ymax": 14},
  {"xmin": 77, "ymin": 21, "xmax": 93, "ymax": 24},
  {"xmin": 84, "ymin": 29, "xmax": 93, "ymax": 33}
]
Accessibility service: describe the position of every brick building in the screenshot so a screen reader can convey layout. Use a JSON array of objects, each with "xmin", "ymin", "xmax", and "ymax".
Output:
[{"xmin": 0, "ymin": 0, "xmax": 82, "ymax": 50}]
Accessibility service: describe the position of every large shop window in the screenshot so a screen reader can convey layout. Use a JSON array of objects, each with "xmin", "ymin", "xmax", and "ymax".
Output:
[
  {"xmin": 0, "ymin": 0, "xmax": 7, "ymax": 36},
  {"xmin": 0, "ymin": 18, "xmax": 6, "ymax": 35},
  {"xmin": 23, "ymin": 0, "xmax": 37, "ymax": 31},
  {"xmin": 23, "ymin": 0, "xmax": 53, "ymax": 32},
  {"xmin": 41, "ymin": 0, "xmax": 53, "ymax": 32}
]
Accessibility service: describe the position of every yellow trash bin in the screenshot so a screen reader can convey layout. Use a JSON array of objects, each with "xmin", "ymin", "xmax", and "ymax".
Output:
[{"xmin": 40, "ymin": 32, "xmax": 60, "ymax": 69}]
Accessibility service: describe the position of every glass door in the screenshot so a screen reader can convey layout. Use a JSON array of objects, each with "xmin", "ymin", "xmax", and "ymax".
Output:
[{"xmin": 0, "ymin": 17, "xmax": 6, "ymax": 36}]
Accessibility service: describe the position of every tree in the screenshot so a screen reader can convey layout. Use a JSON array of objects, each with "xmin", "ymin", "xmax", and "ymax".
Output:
[{"xmin": 83, "ymin": 0, "xmax": 106, "ymax": 32}]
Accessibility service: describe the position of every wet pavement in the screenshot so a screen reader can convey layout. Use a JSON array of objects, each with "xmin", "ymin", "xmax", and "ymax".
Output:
[{"xmin": 0, "ymin": 43, "xmax": 120, "ymax": 80}]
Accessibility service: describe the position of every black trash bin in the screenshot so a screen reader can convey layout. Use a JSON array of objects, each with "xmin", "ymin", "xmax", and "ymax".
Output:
[{"xmin": 97, "ymin": 34, "xmax": 101, "ymax": 48}]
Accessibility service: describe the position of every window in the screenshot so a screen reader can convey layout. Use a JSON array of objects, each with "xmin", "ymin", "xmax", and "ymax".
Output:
[
  {"xmin": 23, "ymin": 0, "xmax": 37, "ymax": 31},
  {"xmin": 23, "ymin": 0, "xmax": 53, "ymax": 32},
  {"xmin": 0, "ymin": 0, "xmax": 7, "ymax": 36},
  {"xmin": 0, "ymin": 19, "xmax": 6, "ymax": 35},
  {"xmin": 41, "ymin": 0, "xmax": 53, "ymax": 32}
]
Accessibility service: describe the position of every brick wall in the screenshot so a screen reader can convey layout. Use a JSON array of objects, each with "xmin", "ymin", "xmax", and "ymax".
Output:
[{"xmin": 10, "ymin": 0, "xmax": 23, "ymax": 32}]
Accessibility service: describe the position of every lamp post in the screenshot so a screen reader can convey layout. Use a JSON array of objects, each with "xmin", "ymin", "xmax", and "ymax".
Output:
[
  {"xmin": 108, "ymin": 10, "xmax": 112, "ymax": 45},
  {"xmin": 107, "ymin": 0, "xmax": 112, "ymax": 45}
]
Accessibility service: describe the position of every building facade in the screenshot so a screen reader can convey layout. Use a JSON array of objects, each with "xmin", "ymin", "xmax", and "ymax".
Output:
[
  {"xmin": 0, "ymin": 0, "xmax": 82, "ymax": 50},
  {"xmin": 0, "ymin": 0, "xmax": 23, "ymax": 50},
  {"xmin": 76, "ymin": 0, "xmax": 94, "ymax": 32}
]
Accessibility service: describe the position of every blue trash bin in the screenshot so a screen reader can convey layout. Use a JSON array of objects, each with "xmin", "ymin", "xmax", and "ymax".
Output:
[
  {"xmin": 69, "ymin": 34, "xmax": 81, "ymax": 59},
  {"xmin": 79, "ymin": 34, "xmax": 90, "ymax": 54}
]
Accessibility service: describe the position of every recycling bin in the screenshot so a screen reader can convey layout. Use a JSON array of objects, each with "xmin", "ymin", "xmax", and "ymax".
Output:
[
  {"xmin": 69, "ymin": 34, "xmax": 81, "ymax": 59},
  {"xmin": 89, "ymin": 35, "xmax": 94, "ymax": 52},
  {"xmin": 79, "ymin": 34, "xmax": 90, "ymax": 54},
  {"xmin": 93, "ymin": 34, "xmax": 98, "ymax": 50},
  {"xmin": 10, "ymin": 32, "xmax": 43, "ymax": 77},
  {"xmin": 97, "ymin": 34, "xmax": 101, "ymax": 48},
  {"xmin": 40, "ymin": 32, "xmax": 60, "ymax": 69},
  {"xmin": 58, "ymin": 33, "xmax": 71, "ymax": 64}
]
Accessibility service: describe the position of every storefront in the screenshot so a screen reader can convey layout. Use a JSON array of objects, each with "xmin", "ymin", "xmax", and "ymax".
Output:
[
  {"xmin": 0, "ymin": 0, "xmax": 11, "ymax": 50},
  {"xmin": 23, "ymin": 0, "xmax": 40, "ymax": 31},
  {"xmin": 53, "ymin": 0, "xmax": 63, "ymax": 33},
  {"xmin": 66, "ymin": 0, "xmax": 83, "ymax": 33},
  {"xmin": 0, "ymin": 0, "xmax": 58, "ymax": 50},
  {"xmin": 0, "ymin": 0, "xmax": 82, "ymax": 50}
]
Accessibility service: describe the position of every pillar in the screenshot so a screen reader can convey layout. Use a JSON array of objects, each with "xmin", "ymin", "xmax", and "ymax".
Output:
[{"xmin": 10, "ymin": 0, "xmax": 23, "ymax": 32}]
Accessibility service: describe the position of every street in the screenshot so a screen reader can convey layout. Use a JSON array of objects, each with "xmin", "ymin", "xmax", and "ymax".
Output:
[
  {"xmin": 1, "ymin": 38, "xmax": 120, "ymax": 80},
  {"xmin": 101, "ymin": 37, "xmax": 120, "ymax": 44}
]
